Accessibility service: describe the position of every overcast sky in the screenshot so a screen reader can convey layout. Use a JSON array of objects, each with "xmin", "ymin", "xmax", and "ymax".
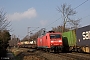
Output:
[{"xmin": 0, "ymin": 0, "xmax": 90, "ymax": 39}]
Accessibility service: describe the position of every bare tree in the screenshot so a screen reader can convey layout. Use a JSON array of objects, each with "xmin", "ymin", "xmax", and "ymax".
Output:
[
  {"xmin": 68, "ymin": 18, "xmax": 81, "ymax": 29},
  {"xmin": 57, "ymin": 3, "xmax": 80, "ymax": 32},
  {"xmin": 0, "ymin": 9, "xmax": 10, "ymax": 31}
]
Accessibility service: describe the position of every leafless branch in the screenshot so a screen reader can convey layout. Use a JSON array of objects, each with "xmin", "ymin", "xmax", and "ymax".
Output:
[
  {"xmin": 57, "ymin": 3, "xmax": 80, "ymax": 31},
  {"xmin": 0, "ymin": 9, "xmax": 11, "ymax": 31}
]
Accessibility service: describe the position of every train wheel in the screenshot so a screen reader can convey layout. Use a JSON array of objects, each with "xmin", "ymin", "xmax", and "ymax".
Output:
[
  {"xmin": 46, "ymin": 48, "xmax": 50, "ymax": 52},
  {"xmin": 54, "ymin": 47, "xmax": 59, "ymax": 53}
]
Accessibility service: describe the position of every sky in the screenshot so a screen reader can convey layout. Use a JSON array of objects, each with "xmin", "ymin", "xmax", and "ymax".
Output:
[{"xmin": 0, "ymin": 0, "xmax": 90, "ymax": 39}]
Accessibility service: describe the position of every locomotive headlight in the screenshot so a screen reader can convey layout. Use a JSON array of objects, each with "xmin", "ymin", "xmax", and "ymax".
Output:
[
  {"xmin": 51, "ymin": 41, "xmax": 54, "ymax": 43},
  {"xmin": 59, "ymin": 40, "xmax": 62, "ymax": 42}
]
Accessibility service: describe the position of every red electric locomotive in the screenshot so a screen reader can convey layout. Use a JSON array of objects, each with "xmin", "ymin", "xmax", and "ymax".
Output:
[{"xmin": 37, "ymin": 31, "xmax": 63, "ymax": 52}]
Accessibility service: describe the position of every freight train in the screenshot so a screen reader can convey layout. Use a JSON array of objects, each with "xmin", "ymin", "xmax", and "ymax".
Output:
[
  {"xmin": 18, "ymin": 25, "xmax": 90, "ymax": 53},
  {"xmin": 62, "ymin": 25, "xmax": 90, "ymax": 53},
  {"xmin": 18, "ymin": 40, "xmax": 36, "ymax": 48},
  {"xmin": 18, "ymin": 31, "xmax": 63, "ymax": 52}
]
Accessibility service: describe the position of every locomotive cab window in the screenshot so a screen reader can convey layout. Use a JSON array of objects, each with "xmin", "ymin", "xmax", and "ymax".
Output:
[{"xmin": 50, "ymin": 34, "xmax": 61, "ymax": 39}]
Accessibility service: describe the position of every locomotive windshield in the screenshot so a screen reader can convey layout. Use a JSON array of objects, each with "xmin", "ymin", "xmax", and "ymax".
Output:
[{"xmin": 50, "ymin": 34, "xmax": 61, "ymax": 39}]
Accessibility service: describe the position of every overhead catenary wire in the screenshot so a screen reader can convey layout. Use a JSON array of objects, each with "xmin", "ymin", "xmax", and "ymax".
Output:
[
  {"xmin": 82, "ymin": 14, "xmax": 90, "ymax": 19},
  {"xmin": 45, "ymin": 0, "xmax": 89, "ymax": 30},
  {"xmin": 45, "ymin": 18, "xmax": 61, "ymax": 29},
  {"xmin": 73, "ymin": 0, "xmax": 88, "ymax": 9}
]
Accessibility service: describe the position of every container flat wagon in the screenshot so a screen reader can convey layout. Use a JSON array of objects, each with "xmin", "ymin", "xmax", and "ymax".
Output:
[
  {"xmin": 62, "ymin": 30, "xmax": 77, "ymax": 52},
  {"xmin": 76, "ymin": 25, "xmax": 90, "ymax": 53},
  {"xmin": 62, "ymin": 25, "xmax": 90, "ymax": 53}
]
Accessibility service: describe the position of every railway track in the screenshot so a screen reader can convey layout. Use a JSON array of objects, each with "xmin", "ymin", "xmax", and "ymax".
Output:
[
  {"xmin": 11, "ymin": 48, "xmax": 90, "ymax": 60},
  {"xmin": 55, "ymin": 52, "xmax": 90, "ymax": 60},
  {"xmin": 16, "ymin": 48, "xmax": 48, "ymax": 60},
  {"xmin": 66, "ymin": 53, "xmax": 90, "ymax": 59},
  {"xmin": 39, "ymin": 51, "xmax": 90, "ymax": 60}
]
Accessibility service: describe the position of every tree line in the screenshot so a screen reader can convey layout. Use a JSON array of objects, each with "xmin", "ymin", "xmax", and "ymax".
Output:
[{"xmin": 0, "ymin": 9, "xmax": 11, "ymax": 57}]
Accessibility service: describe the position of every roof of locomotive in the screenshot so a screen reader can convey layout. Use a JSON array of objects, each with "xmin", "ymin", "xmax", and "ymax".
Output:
[
  {"xmin": 45, "ymin": 31, "xmax": 62, "ymax": 35},
  {"xmin": 47, "ymin": 31, "xmax": 61, "ymax": 34},
  {"xmin": 38, "ymin": 30, "xmax": 62, "ymax": 38}
]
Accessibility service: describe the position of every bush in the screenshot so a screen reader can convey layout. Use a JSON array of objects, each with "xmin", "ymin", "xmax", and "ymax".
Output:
[{"xmin": 0, "ymin": 30, "xmax": 11, "ymax": 57}]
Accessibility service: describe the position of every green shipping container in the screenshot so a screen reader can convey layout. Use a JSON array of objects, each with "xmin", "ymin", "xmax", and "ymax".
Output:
[{"xmin": 62, "ymin": 30, "xmax": 76, "ymax": 47}]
